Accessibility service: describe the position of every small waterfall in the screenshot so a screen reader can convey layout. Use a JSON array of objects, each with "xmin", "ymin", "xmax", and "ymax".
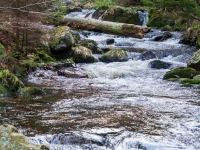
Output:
[{"xmin": 138, "ymin": 10, "xmax": 149, "ymax": 26}]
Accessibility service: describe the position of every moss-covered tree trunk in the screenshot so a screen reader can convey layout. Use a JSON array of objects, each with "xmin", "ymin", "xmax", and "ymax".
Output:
[{"xmin": 62, "ymin": 16, "xmax": 151, "ymax": 38}]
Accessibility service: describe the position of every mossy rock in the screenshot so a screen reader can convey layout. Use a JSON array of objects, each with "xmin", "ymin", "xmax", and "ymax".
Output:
[
  {"xmin": 0, "ymin": 70, "xmax": 24, "ymax": 92},
  {"xmin": 18, "ymin": 87, "xmax": 45, "ymax": 96},
  {"xmin": 71, "ymin": 46, "xmax": 97, "ymax": 63},
  {"xmin": 180, "ymin": 78, "xmax": 200, "ymax": 84},
  {"xmin": 167, "ymin": 78, "xmax": 179, "ymax": 82},
  {"xmin": 79, "ymin": 40, "xmax": 103, "ymax": 54},
  {"xmin": 99, "ymin": 49, "xmax": 128, "ymax": 63},
  {"xmin": 102, "ymin": 6, "xmax": 140, "ymax": 24},
  {"xmin": 187, "ymin": 49, "xmax": 200, "ymax": 70},
  {"xmin": 49, "ymin": 26, "xmax": 74, "ymax": 52},
  {"xmin": 163, "ymin": 67, "xmax": 196, "ymax": 80},
  {"xmin": 0, "ymin": 124, "xmax": 49, "ymax": 150}
]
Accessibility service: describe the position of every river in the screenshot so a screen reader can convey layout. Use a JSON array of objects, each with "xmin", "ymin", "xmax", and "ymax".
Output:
[{"xmin": 0, "ymin": 9, "xmax": 200, "ymax": 150}]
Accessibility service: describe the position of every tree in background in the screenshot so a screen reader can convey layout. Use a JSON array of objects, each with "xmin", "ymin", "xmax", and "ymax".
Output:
[{"xmin": 0, "ymin": 0, "xmax": 63, "ymax": 55}]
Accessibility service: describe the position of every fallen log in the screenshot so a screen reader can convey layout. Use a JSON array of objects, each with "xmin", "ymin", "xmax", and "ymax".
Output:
[{"xmin": 62, "ymin": 16, "xmax": 151, "ymax": 39}]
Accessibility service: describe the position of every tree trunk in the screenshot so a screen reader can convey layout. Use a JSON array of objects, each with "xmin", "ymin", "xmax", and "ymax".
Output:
[{"xmin": 62, "ymin": 16, "xmax": 151, "ymax": 39}]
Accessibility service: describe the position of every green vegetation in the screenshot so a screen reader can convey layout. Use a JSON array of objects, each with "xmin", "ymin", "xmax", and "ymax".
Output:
[
  {"xmin": 81, "ymin": 0, "xmax": 116, "ymax": 9},
  {"xmin": 180, "ymin": 78, "xmax": 200, "ymax": 84},
  {"xmin": 163, "ymin": 67, "xmax": 196, "ymax": 80},
  {"xmin": 18, "ymin": 87, "xmax": 45, "ymax": 96},
  {"xmin": 0, "ymin": 70, "xmax": 24, "ymax": 92},
  {"xmin": 0, "ymin": 44, "xmax": 6, "ymax": 59}
]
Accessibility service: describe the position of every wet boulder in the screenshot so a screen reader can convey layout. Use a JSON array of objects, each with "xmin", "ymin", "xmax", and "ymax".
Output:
[
  {"xmin": 58, "ymin": 67, "xmax": 88, "ymax": 78},
  {"xmin": 80, "ymin": 40, "xmax": 103, "ymax": 54},
  {"xmin": 154, "ymin": 32, "xmax": 173, "ymax": 41},
  {"xmin": 99, "ymin": 49, "xmax": 128, "ymax": 63},
  {"xmin": 0, "ymin": 124, "xmax": 49, "ymax": 150},
  {"xmin": 102, "ymin": 6, "xmax": 140, "ymax": 24},
  {"xmin": 106, "ymin": 39, "xmax": 115, "ymax": 45},
  {"xmin": 71, "ymin": 46, "xmax": 97, "ymax": 63},
  {"xmin": 140, "ymin": 51, "xmax": 156, "ymax": 60},
  {"xmin": 163, "ymin": 67, "xmax": 196, "ymax": 80},
  {"xmin": 49, "ymin": 26, "xmax": 74, "ymax": 53},
  {"xmin": 187, "ymin": 49, "xmax": 200, "ymax": 70},
  {"xmin": 148, "ymin": 60, "xmax": 172, "ymax": 69}
]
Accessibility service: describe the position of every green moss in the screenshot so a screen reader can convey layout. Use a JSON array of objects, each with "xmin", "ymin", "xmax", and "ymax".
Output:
[
  {"xmin": 0, "ymin": 44, "xmax": 6, "ymax": 59},
  {"xmin": 163, "ymin": 67, "xmax": 196, "ymax": 80},
  {"xmin": 23, "ymin": 58, "xmax": 38, "ymax": 72},
  {"xmin": 37, "ymin": 51, "xmax": 56, "ymax": 63},
  {"xmin": 147, "ymin": 9, "xmax": 175, "ymax": 28},
  {"xmin": 167, "ymin": 78, "xmax": 179, "ymax": 82},
  {"xmin": 18, "ymin": 87, "xmax": 45, "ymax": 96},
  {"xmin": 180, "ymin": 78, "xmax": 200, "ymax": 84},
  {"xmin": 0, "ymin": 85, "xmax": 7, "ymax": 95},
  {"xmin": 181, "ymin": 83, "xmax": 193, "ymax": 87},
  {"xmin": 161, "ymin": 25, "xmax": 172, "ymax": 31},
  {"xmin": 0, "ymin": 70, "xmax": 24, "ymax": 92}
]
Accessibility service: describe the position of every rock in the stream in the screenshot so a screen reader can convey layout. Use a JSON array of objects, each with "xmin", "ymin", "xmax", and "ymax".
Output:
[
  {"xmin": 148, "ymin": 60, "xmax": 172, "ymax": 69},
  {"xmin": 80, "ymin": 40, "xmax": 103, "ymax": 54},
  {"xmin": 140, "ymin": 51, "xmax": 157, "ymax": 60},
  {"xmin": 154, "ymin": 31, "xmax": 173, "ymax": 41},
  {"xmin": 58, "ymin": 67, "xmax": 88, "ymax": 78},
  {"xmin": 163, "ymin": 67, "xmax": 196, "ymax": 80},
  {"xmin": 106, "ymin": 39, "xmax": 115, "ymax": 45},
  {"xmin": 0, "ymin": 124, "xmax": 49, "ymax": 150},
  {"xmin": 187, "ymin": 49, "xmax": 200, "ymax": 70},
  {"xmin": 48, "ymin": 133, "xmax": 105, "ymax": 146},
  {"xmin": 49, "ymin": 26, "xmax": 74, "ymax": 52},
  {"xmin": 71, "ymin": 46, "xmax": 97, "ymax": 63},
  {"xmin": 99, "ymin": 49, "xmax": 128, "ymax": 63}
]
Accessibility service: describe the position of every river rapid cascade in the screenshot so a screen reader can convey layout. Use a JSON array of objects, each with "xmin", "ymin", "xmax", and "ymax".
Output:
[{"xmin": 1, "ymin": 10, "xmax": 200, "ymax": 150}]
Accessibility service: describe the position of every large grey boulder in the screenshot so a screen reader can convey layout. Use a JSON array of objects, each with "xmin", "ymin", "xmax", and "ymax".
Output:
[
  {"xmin": 187, "ymin": 49, "xmax": 200, "ymax": 70},
  {"xmin": 49, "ymin": 26, "xmax": 74, "ymax": 52},
  {"xmin": 58, "ymin": 67, "xmax": 88, "ymax": 78},
  {"xmin": 0, "ymin": 124, "xmax": 49, "ymax": 150}
]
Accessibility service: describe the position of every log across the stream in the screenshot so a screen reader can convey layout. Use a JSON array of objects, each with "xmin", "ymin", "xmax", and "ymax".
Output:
[{"xmin": 62, "ymin": 16, "xmax": 151, "ymax": 38}]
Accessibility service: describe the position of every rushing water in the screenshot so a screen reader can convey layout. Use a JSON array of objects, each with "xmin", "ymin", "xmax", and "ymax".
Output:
[{"xmin": 1, "ymin": 10, "xmax": 200, "ymax": 150}]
